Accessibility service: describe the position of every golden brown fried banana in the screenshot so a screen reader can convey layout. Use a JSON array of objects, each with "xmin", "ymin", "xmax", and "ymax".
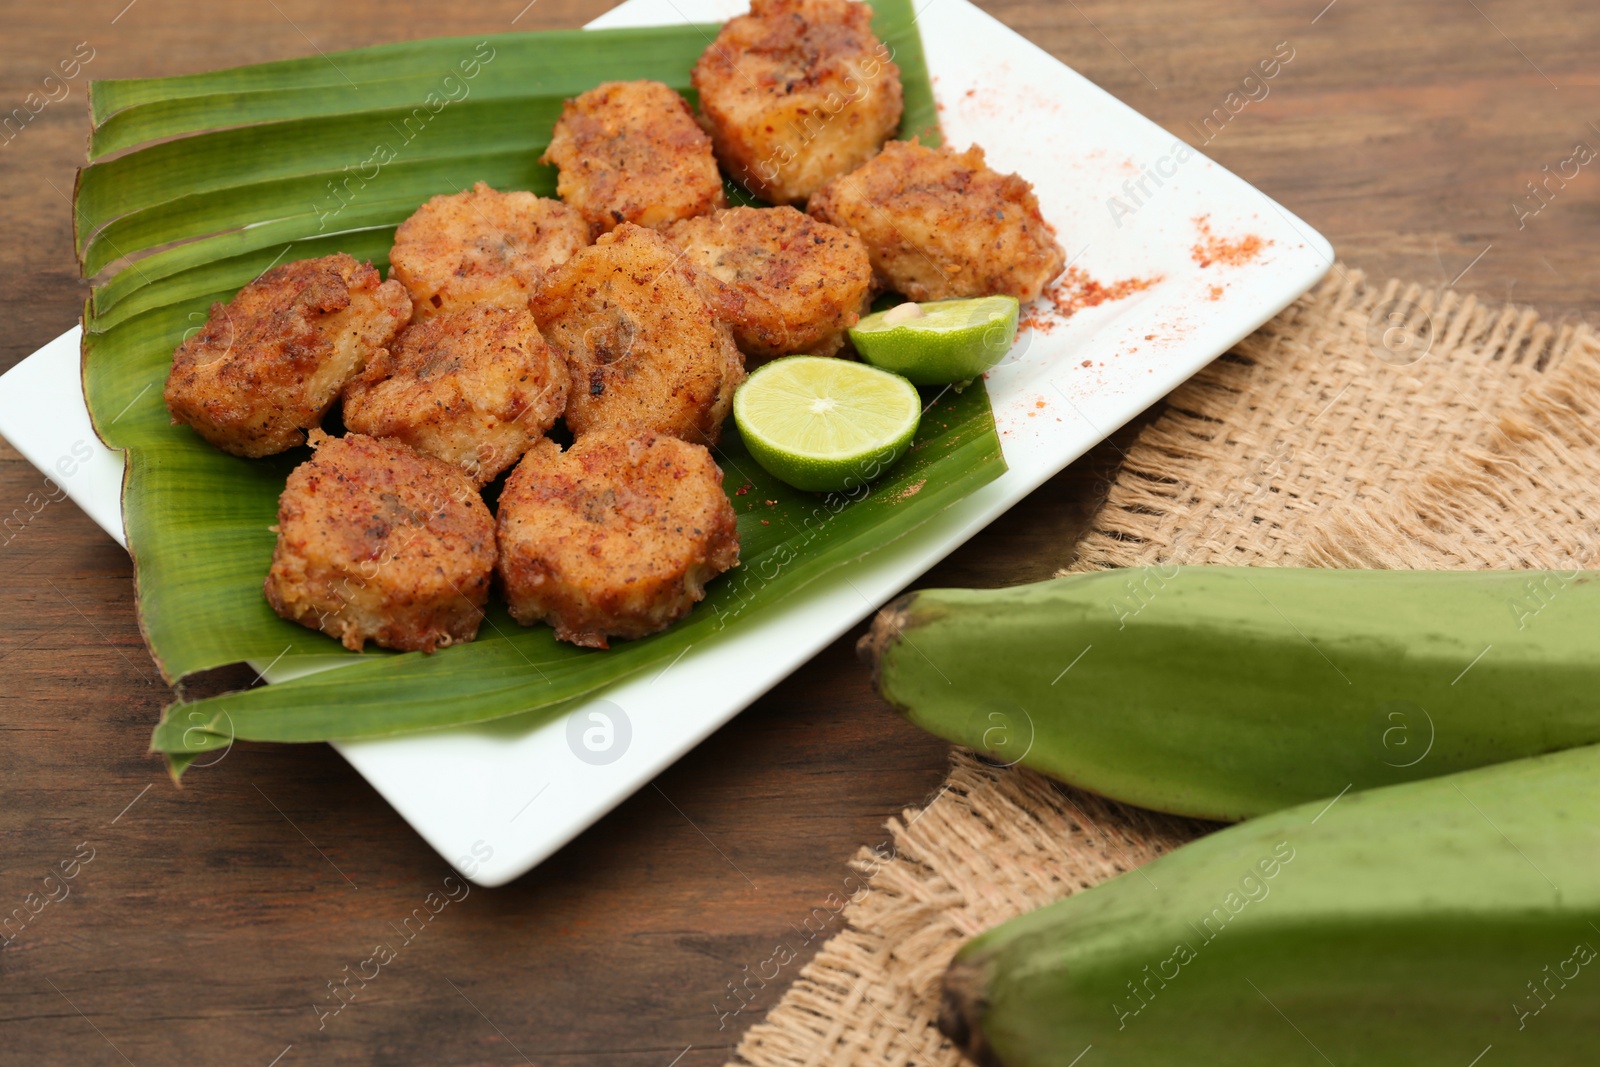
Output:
[
  {"xmin": 542, "ymin": 80, "xmax": 726, "ymax": 237},
  {"xmin": 342, "ymin": 306, "xmax": 569, "ymax": 485},
  {"xmin": 693, "ymin": 0, "xmax": 902, "ymax": 205},
  {"xmin": 164, "ymin": 254, "xmax": 409, "ymax": 457},
  {"xmin": 666, "ymin": 206, "xmax": 873, "ymax": 361},
  {"xmin": 264, "ymin": 432, "xmax": 496, "ymax": 653},
  {"xmin": 532, "ymin": 223, "xmax": 745, "ymax": 446},
  {"xmin": 389, "ymin": 181, "xmax": 589, "ymax": 320},
  {"xmin": 496, "ymin": 431, "xmax": 740, "ymax": 648},
  {"xmin": 808, "ymin": 140, "xmax": 1065, "ymax": 301}
]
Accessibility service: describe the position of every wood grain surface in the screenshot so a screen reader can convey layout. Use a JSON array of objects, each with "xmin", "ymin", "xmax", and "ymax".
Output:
[{"xmin": 3, "ymin": 1, "xmax": 1598, "ymax": 1063}]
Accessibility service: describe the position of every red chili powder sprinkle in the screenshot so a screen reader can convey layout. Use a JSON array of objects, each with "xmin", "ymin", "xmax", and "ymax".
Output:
[
  {"xmin": 1057, "ymin": 267, "xmax": 1163, "ymax": 314},
  {"xmin": 735, "ymin": 483, "xmax": 751, "ymax": 496},
  {"xmin": 1208, "ymin": 284, "xmax": 1225, "ymax": 301},
  {"xmin": 1018, "ymin": 268, "xmax": 1164, "ymax": 335},
  {"xmin": 1019, "ymin": 309, "xmax": 1050, "ymax": 332},
  {"xmin": 1190, "ymin": 215, "xmax": 1271, "ymax": 268}
]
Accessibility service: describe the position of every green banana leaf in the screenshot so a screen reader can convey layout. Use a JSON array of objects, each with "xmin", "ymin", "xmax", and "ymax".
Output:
[{"xmin": 73, "ymin": 3, "xmax": 1005, "ymax": 770}]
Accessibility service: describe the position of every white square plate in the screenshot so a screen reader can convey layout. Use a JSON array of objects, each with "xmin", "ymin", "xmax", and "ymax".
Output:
[{"xmin": 0, "ymin": 0, "xmax": 1331, "ymax": 885}]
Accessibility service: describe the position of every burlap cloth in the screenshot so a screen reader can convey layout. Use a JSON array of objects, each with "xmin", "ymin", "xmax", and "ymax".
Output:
[{"xmin": 727, "ymin": 266, "xmax": 1600, "ymax": 1067}]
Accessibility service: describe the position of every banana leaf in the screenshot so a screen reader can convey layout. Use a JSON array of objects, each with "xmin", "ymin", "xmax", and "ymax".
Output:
[{"xmin": 73, "ymin": 2, "xmax": 1004, "ymax": 770}]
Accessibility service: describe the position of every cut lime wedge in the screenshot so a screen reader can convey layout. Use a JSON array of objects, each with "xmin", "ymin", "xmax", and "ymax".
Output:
[
  {"xmin": 849, "ymin": 296, "xmax": 1021, "ymax": 385},
  {"xmin": 732, "ymin": 356, "xmax": 921, "ymax": 494}
]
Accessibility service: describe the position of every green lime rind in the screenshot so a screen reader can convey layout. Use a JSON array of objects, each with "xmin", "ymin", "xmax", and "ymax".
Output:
[
  {"xmin": 733, "ymin": 356, "xmax": 921, "ymax": 493},
  {"xmin": 849, "ymin": 296, "xmax": 1020, "ymax": 385}
]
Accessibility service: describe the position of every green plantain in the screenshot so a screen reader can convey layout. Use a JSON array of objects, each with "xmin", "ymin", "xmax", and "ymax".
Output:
[
  {"xmin": 866, "ymin": 567, "xmax": 1600, "ymax": 820},
  {"xmin": 938, "ymin": 742, "xmax": 1600, "ymax": 1065}
]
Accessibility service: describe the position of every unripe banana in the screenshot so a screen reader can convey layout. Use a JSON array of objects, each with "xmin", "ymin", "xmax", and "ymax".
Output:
[
  {"xmin": 865, "ymin": 567, "xmax": 1600, "ymax": 820},
  {"xmin": 939, "ymin": 743, "xmax": 1600, "ymax": 1066}
]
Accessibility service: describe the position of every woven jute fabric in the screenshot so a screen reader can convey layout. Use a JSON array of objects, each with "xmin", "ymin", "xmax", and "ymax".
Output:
[{"xmin": 726, "ymin": 266, "xmax": 1600, "ymax": 1067}]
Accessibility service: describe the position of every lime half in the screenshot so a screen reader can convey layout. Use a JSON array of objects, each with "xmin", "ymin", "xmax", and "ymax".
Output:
[
  {"xmin": 733, "ymin": 356, "xmax": 920, "ymax": 494},
  {"xmin": 849, "ymin": 296, "xmax": 1021, "ymax": 385}
]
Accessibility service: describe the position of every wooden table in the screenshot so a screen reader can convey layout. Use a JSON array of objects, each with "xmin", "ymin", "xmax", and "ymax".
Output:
[{"xmin": 3, "ymin": 1, "xmax": 1596, "ymax": 1062}]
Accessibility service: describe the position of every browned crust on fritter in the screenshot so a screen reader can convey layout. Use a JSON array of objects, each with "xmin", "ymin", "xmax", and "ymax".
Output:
[
  {"xmin": 808, "ymin": 139, "xmax": 1066, "ymax": 302},
  {"xmin": 665, "ymin": 206, "xmax": 873, "ymax": 361},
  {"xmin": 388, "ymin": 182, "xmax": 589, "ymax": 321},
  {"xmin": 342, "ymin": 306, "xmax": 569, "ymax": 486},
  {"xmin": 531, "ymin": 223, "xmax": 746, "ymax": 446},
  {"xmin": 495, "ymin": 431, "xmax": 740, "ymax": 648},
  {"xmin": 692, "ymin": 0, "xmax": 903, "ymax": 205},
  {"xmin": 163, "ymin": 254, "xmax": 410, "ymax": 457},
  {"xmin": 263, "ymin": 432, "xmax": 496, "ymax": 654},
  {"xmin": 541, "ymin": 80, "xmax": 727, "ymax": 238}
]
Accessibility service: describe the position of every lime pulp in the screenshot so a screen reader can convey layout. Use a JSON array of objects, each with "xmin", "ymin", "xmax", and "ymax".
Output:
[
  {"xmin": 732, "ymin": 356, "xmax": 921, "ymax": 494},
  {"xmin": 848, "ymin": 296, "xmax": 1021, "ymax": 385}
]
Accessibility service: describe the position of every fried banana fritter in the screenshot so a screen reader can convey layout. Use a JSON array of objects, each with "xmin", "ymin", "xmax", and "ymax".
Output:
[
  {"xmin": 692, "ymin": 0, "xmax": 903, "ymax": 205},
  {"xmin": 341, "ymin": 306, "xmax": 569, "ymax": 486},
  {"xmin": 496, "ymin": 431, "xmax": 739, "ymax": 648},
  {"xmin": 164, "ymin": 253, "xmax": 409, "ymax": 457},
  {"xmin": 542, "ymin": 80, "xmax": 727, "ymax": 237},
  {"xmin": 808, "ymin": 140, "xmax": 1066, "ymax": 302},
  {"xmin": 532, "ymin": 223, "xmax": 745, "ymax": 446},
  {"xmin": 264, "ymin": 432, "xmax": 496, "ymax": 654},
  {"xmin": 388, "ymin": 181, "xmax": 589, "ymax": 320},
  {"xmin": 666, "ymin": 206, "xmax": 872, "ymax": 360}
]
